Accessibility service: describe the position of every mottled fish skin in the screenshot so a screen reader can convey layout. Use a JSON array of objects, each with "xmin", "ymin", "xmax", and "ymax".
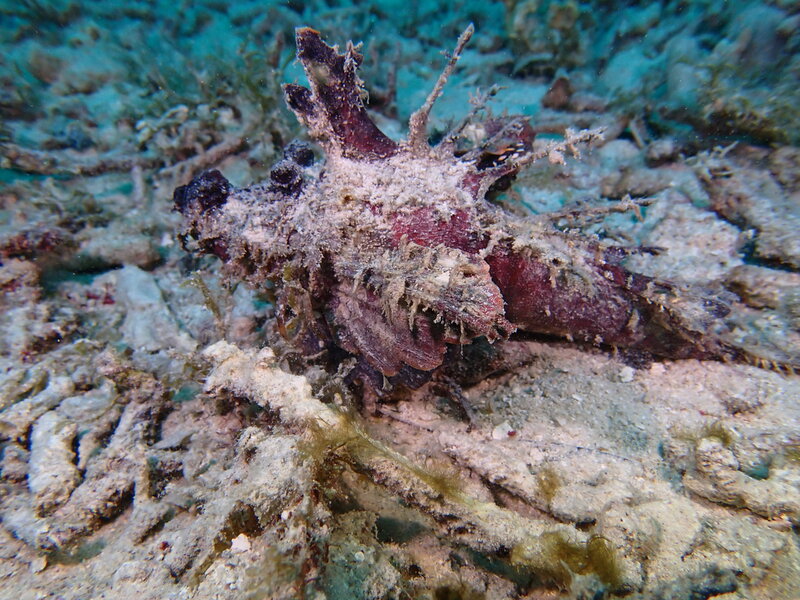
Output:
[{"xmin": 175, "ymin": 28, "xmax": 795, "ymax": 394}]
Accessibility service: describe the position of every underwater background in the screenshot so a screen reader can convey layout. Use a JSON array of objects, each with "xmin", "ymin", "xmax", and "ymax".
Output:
[{"xmin": 1, "ymin": 1, "xmax": 800, "ymax": 599}]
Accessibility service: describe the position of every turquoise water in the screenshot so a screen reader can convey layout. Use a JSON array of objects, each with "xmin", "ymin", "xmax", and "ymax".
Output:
[{"xmin": 2, "ymin": 0, "xmax": 797, "ymax": 163}]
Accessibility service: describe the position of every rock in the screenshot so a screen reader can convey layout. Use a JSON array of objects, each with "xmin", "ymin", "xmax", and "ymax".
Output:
[
  {"xmin": 600, "ymin": 47, "xmax": 661, "ymax": 96},
  {"xmin": 56, "ymin": 379, "xmax": 116, "ymax": 422},
  {"xmin": 115, "ymin": 266, "xmax": 196, "ymax": 353},
  {"xmin": 706, "ymin": 162, "xmax": 800, "ymax": 269},
  {"xmin": 0, "ymin": 376, "xmax": 75, "ymax": 441},
  {"xmin": 28, "ymin": 411, "xmax": 81, "ymax": 515},
  {"xmin": 597, "ymin": 139, "xmax": 642, "ymax": 169},
  {"xmin": 684, "ymin": 437, "xmax": 800, "ymax": 522},
  {"xmin": 645, "ymin": 138, "xmax": 680, "ymax": 167},
  {"xmin": 0, "ymin": 443, "xmax": 29, "ymax": 482},
  {"xmin": 725, "ymin": 264, "xmax": 800, "ymax": 310},
  {"xmin": 229, "ymin": 534, "xmax": 250, "ymax": 553},
  {"xmin": 72, "ymin": 223, "xmax": 161, "ymax": 270}
]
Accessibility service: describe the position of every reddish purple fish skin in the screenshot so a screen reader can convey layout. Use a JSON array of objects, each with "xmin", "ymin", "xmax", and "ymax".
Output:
[
  {"xmin": 285, "ymin": 27, "xmax": 398, "ymax": 160},
  {"xmin": 386, "ymin": 200, "xmax": 736, "ymax": 363},
  {"xmin": 485, "ymin": 248, "xmax": 736, "ymax": 361},
  {"xmin": 175, "ymin": 28, "xmax": 794, "ymax": 393}
]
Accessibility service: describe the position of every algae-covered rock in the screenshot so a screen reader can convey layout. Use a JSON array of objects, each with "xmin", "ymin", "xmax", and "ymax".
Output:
[
  {"xmin": 116, "ymin": 265, "xmax": 197, "ymax": 353},
  {"xmin": 703, "ymin": 155, "xmax": 800, "ymax": 269},
  {"xmin": 27, "ymin": 410, "xmax": 81, "ymax": 515}
]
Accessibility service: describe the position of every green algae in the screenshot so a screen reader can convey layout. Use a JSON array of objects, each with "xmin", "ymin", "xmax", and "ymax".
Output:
[{"xmin": 511, "ymin": 532, "xmax": 621, "ymax": 590}]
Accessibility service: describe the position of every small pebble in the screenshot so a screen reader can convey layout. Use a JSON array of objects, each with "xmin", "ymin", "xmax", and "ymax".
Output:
[
  {"xmin": 492, "ymin": 421, "xmax": 514, "ymax": 440},
  {"xmin": 619, "ymin": 366, "xmax": 635, "ymax": 383},
  {"xmin": 29, "ymin": 555, "xmax": 47, "ymax": 573},
  {"xmin": 230, "ymin": 534, "xmax": 250, "ymax": 553}
]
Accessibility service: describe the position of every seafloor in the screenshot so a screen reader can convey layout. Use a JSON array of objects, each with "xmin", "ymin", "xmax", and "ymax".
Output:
[{"xmin": 1, "ymin": 1, "xmax": 800, "ymax": 599}]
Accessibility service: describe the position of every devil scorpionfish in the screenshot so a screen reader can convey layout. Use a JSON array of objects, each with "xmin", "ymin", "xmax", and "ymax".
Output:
[{"xmin": 175, "ymin": 26, "xmax": 796, "ymax": 405}]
